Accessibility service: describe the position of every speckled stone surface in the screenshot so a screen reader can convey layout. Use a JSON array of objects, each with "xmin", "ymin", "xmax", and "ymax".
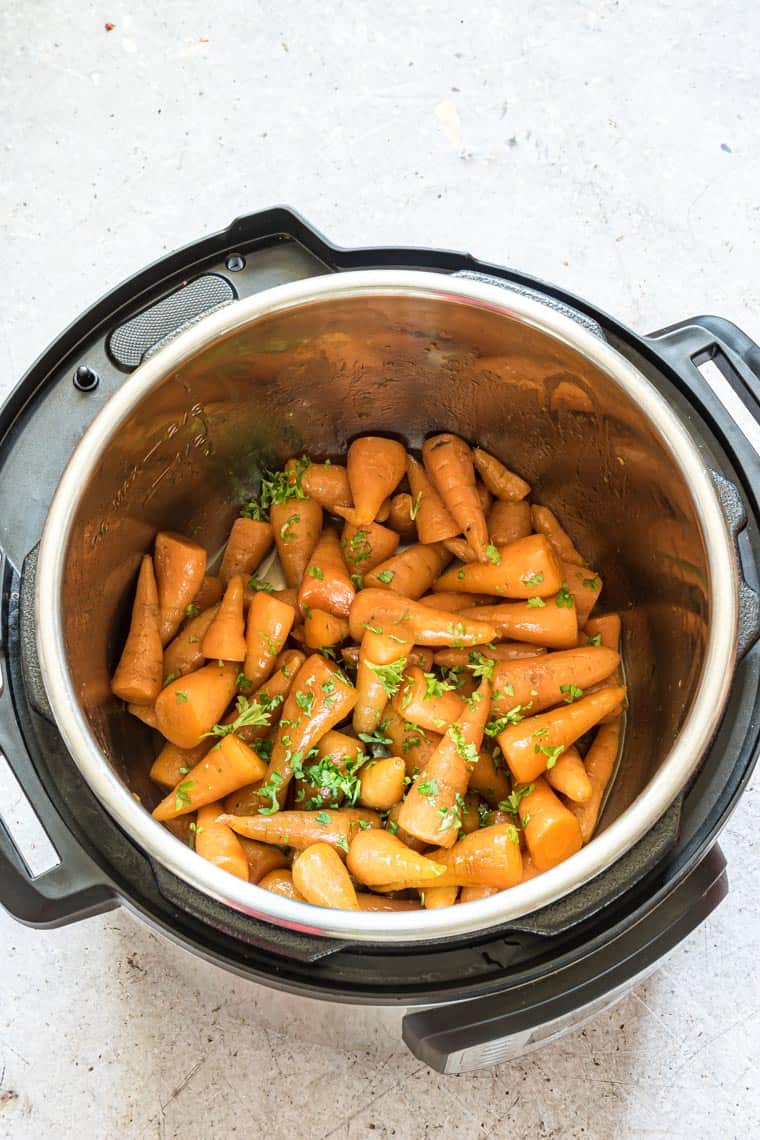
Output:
[{"xmin": 1, "ymin": 2, "xmax": 759, "ymax": 1137}]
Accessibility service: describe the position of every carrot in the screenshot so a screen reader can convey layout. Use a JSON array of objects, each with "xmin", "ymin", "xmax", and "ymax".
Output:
[
  {"xmin": 380, "ymin": 824, "xmax": 523, "ymax": 891},
  {"xmin": 357, "ymin": 756, "xmax": 406, "ymax": 811},
  {"xmin": 303, "ymin": 609, "xmax": 349, "ymax": 649},
  {"xmin": 342, "ymin": 521, "xmax": 400, "ymax": 579},
  {"xmin": 354, "ymin": 630, "xmax": 413, "ymax": 736},
  {"xmin": 473, "ymin": 447, "xmax": 531, "ymax": 502},
  {"xmin": 201, "ymin": 575, "xmax": 247, "ymax": 662},
  {"xmin": 567, "ymin": 719, "xmax": 622, "ymax": 841},
  {"xmin": 238, "ymin": 648, "xmax": 305, "ymax": 745},
  {"xmin": 531, "ymin": 505, "xmax": 585, "ymax": 566},
  {"xmin": 561, "ymin": 562, "xmax": 603, "ymax": 627},
  {"xmin": 127, "ymin": 702, "xmax": 160, "ymax": 728},
  {"xmin": 521, "ymin": 855, "xmax": 541, "ymax": 882},
  {"xmin": 152, "ymin": 733, "xmax": 268, "ymax": 820},
  {"xmin": 518, "ymin": 778, "xmax": 583, "ymax": 870},
  {"xmin": 300, "ymin": 463, "xmax": 353, "ymax": 512},
  {"xmin": 191, "ymin": 576, "xmax": 223, "ymax": 612},
  {"xmin": 418, "ymin": 592, "xmax": 493, "ymax": 613},
  {"xmin": 387, "ymin": 492, "xmax": 417, "ymax": 539},
  {"xmin": 243, "ymin": 591, "xmax": 296, "ymax": 687},
  {"xmin": 488, "ymin": 500, "xmax": 532, "ymax": 546},
  {"xmin": 422, "ymin": 434, "xmax": 489, "ymax": 562},
  {"xmin": 468, "ymin": 747, "xmax": 512, "ymax": 806},
  {"xmin": 475, "ymin": 481, "xmax": 493, "ymax": 516},
  {"xmin": 442, "ymin": 537, "xmax": 477, "ymax": 564},
  {"xmin": 292, "ymin": 843, "xmax": 360, "ymax": 909},
  {"xmin": 392, "ymin": 665, "xmax": 465, "ymax": 734},
  {"xmin": 364, "ymin": 543, "xmax": 449, "ymax": 598},
  {"xmin": 489, "ymin": 646, "xmax": 620, "ymax": 719},
  {"xmin": 376, "ymin": 498, "xmax": 392, "ymax": 523},
  {"xmin": 349, "ymin": 589, "xmax": 498, "ymax": 646},
  {"xmin": 545, "ymin": 744, "xmax": 593, "ymax": 803},
  {"xmin": 423, "ymin": 886, "xmax": 459, "ymax": 908},
  {"xmin": 459, "ymin": 596, "xmax": 578, "ymax": 649},
  {"xmin": 460, "ymin": 885, "xmax": 500, "ymax": 902},
  {"xmin": 315, "ymin": 730, "xmax": 366, "ymax": 767},
  {"xmin": 583, "ymin": 613, "xmax": 621, "ymax": 652},
  {"xmin": 111, "ymin": 555, "xmax": 164, "ymax": 705},
  {"xmin": 154, "ymin": 532, "xmax": 207, "ymax": 644},
  {"xmin": 398, "ymin": 678, "xmax": 491, "ymax": 847},
  {"xmin": 154, "ymin": 661, "xmax": 239, "ymax": 748},
  {"xmin": 150, "ymin": 739, "xmax": 212, "ymax": 789},
  {"xmin": 271, "ymin": 499, "xmax": 323, "ymax": 588},
  {"xmin": 435, "ymin": 534, "xmax": 563, "ymax": 598},
  {"xmin": 224, "ymin": 808, "xmax": 380, "ymax": 851},
  {"xmin": 298, "ymin": 526, "xmax": 355, "ymax": 618},
  {"xmin": 237, "ymin": 838, "xmax": 289, "ymax": 883},
  {"xmin": 496, "ymin": 685, "xmax": 626, "ymax": 783},
  {"xmin": 383, "ymin": 704, "xmax": 442, "ymax": 778},
  {"xmin": 194, "ymin": 802, "xmax": 249, "ymax": 880},
  {"xmin": 357, "ymin": 893, "xmax": 421, "ymax": 912},
  {"xmin": 258, "ymin": 869, "xmax": 304, "ymax": 900},
  {"xmin": 433, "ymin": 643, "xmax": 546, "ymax": 669},
  {"xmin": 346, "ymin": 829, "xmax": 446, "ymax": 889},
  {"xmin": 405, "ymin": 455, "xmax": 459, "ymax": 544},
  {"xmin": 218, "ymin": 518, "xmax": 273, "ymax": 586},
  {"xmin": 161, "ymin": 605, "xmax": 218, "ymax": 681},
  {"xmin": 459, "ymin": 792, "xmax": 482, "ymax": 834},
  {"xmin": 337, "ymin": 437, "xmax": 406, "ymax": 527},
  {"xmin": 385, "ymin": 802, "xmax": 428, "ymax": 852}
]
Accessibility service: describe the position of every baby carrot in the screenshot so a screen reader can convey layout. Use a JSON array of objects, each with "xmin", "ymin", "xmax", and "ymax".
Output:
[
  {"xmin": 149, "ymin": 739, "xmax": 212, "ymax": 789},
  {"xmin": 357, "ymin": 894, "xmax": 421, "ymax": 912},
  {"xmin": 497, "ymin": 685, "xmax": 626, "ymax": 783},
  {"xmin": 127, "ymin": 702, "xmax": 160, "ymax": 728},
  {"xmin": 531, "ymin": 505, "xmax": 585, "ymax": 566},
  {"xmin": 258, "ymin": 869, "xmax": 305, "ymax": 900},
  {"xmin": 387, "ymin": 492, "xmax": 417, "ymax": 539},
  {"xmin": 237, "ymin": 838, "xmax": 289, "ymax": 883},
  {"xmin": 460, "ymin": 885, "xmax": 500, "ymax": 902},
  {"xmin": 155, "ymin": 661, "xmax": 239, "ymax": 748},
  {"xmin": 405, "ymin": 455, "xmax": 459, "ymax": 544},
  {"xmin": 348, "ymin": 589, "xmax": 498, "ymax": 646},
  {"xmin": 459, "ymin": 596, "xmax": 578, "ymax": 649},
  {"xmin": 488, "ymin": 500, "xmax": 532, "ymax": 546},
  {"xmin": 243, "ymin": 591, "xmax": 296, "ymax": 687},
  {"xmin": 346, "ymin": 829, "xmax": 446, "ymax": 889},
  {"xmin": 583, "ymin": 612, "xmax": 621, "ymax": 652},
  {"xmin": 300, "ymin": 463, "xmax": 353, "ymax": 512},
  {"xmin": 354, "ymin": 630, "xmax": 413, "ymax": 735},
  {"xmin": 194, "ymin": 802, "xmax": 249, "ymax": 881},
  {"xmin": 391, "ymin": 665, "xmax": 465, "ymax": 733},
  {"xmin": 298, "ymin": 526, "xmax": 355, "ymax": 618},
  {"xmin": 111, "ymin": 555, "xmax": 164, "ymax": 705},
  {"xmin": 342, "ymin": 521, "xmax": 400, "ymax": 578},
  {"xmin": 357, "ymin": 756, "xmax": 406, "ymax": 811},
  {"xmin": 152, "ymin": 732, "xmax": 268, "ymax": 820},
  {"xmin": 218, "ymin": 518, "xmax": 273, "ymax": 585},
  {"xmin": 472, "ymin": 447, "xmax": 531, "ymax": 501},
  {"xmin": 423, "ymin": 886, "xmax": 459, "ymax": 908},
  {"xmin": 561, "ymin": 562, "xmax": 603, "ymax": 627},
  {"xmin": 545, "ymin": 744, "xmax": 593, "ymax": 803},
  {"xmin": 375, "ymin": 498, "xmax": 392, "ymax": 523},
  {"xmin": 467, "ymin": 747, "xmax": 512, "ymax": 806},
  {"xmin": 271, "ymin": 499, "xmax": 323, "ymax": 588},
  {"xmin": 224, "ymin": 808, "xmax": 380, "ymax": 851},
  {"xmin": 435, "ymin": 534, "xmax": 563, "ymax": 598},
  {"xmin": 567, "ymin": 719, "xmax": 622, "ymax": 842},
  {"xmin": 154, "ymin": 532, "xmax": 207, "ymax": 645},
  {"xmin": 292, "ymin": 843, "xmax": 360, "ymax": 909},
  {"xmin": 442, "ymin": 537, "xmax": 477, "ymax": 564},
  {"xmin": 489, "ymin": 645, "xmax": 620, "ymax": 718},
  {"xmin": 364, "ymin": 543, "xmax": 449, "ymax": 598},
  {"xmin": 303, "ymin": 608, "xmax": 349, "ymax": 649},
  {"xmin": 191, "ymin": 576, "xmax": 223, "ymax": 612},
  {"xmin": 377, "ymin": 824, "xmax": 523, "ymax": 891},
  {"xmin": 382, "ymin": 704, "xmax": 442, "ymax": 777},
  {"xmin": 518, "ymin": 778, "xmax": 583, "ymax": 870},
  {"xmin": 202, "ymin": 575, "xmax": 247, "ymax": 662},
  {"xmin": 338, "ymin": 436, "xmax": 406, "ymax": 527},
  {"xmin": 433, "ymin": 643, "xmax": 546, "ymax": 669},
  {"xmin": 422, "ymin": 433, "xmax": 489, "ymax": 562},
  {"xmin": 418, "ymin": 592, "xmax": 493, "ymax": 613}
]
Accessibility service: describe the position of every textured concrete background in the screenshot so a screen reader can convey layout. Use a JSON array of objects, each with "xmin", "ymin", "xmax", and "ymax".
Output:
[{"xmin": 1, "ymin": 2, "xmax": 759, "ymax": 1137}]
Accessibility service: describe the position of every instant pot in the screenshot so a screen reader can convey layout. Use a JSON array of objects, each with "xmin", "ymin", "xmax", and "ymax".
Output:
[{"xmin": 1, "ymin": 208, "xmax": 759, "ymax": 1073}]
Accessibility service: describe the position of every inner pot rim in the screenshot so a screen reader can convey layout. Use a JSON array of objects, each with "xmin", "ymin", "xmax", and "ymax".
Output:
[{"xmin": 35, "ymin": 269, "xmax": 738, "ymax": 943}]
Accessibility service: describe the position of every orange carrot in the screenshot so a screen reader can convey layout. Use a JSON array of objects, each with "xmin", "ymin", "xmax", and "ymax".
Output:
[
  {"xmin": 459, "ymin": 596, "xmax": 578, "ymax": 649},
  {"xmin": 292, "ymin": 843, "xmax": 360, "ymax": 909},
  {"xmin": 111, "ymin": 555, "xmax": 164, "ymax": 705},
  {"xmin": 341, "ymin": 521, "xmax": 400, "ymax": 578},
  {"xmin": 567, "ymin": 719, "xmax": 622, "ymax": 841},
  {"xmin": 258, "ymin": 869, "xmax": 304, "ymax": 900},
  {"xmin": 387, "ymin": 492, "xmax": 417, "ymax": 539},
  {"xmin": 497, "ymin": 685, "xmax": 626, "ymax": 784},
  {"xmin": 422, "ymin": 433, "xmax": 489, "ymax": 562},
  {"xmin": 152, "ymin": 732, "xmax": 268, "ymax": 820},
  {"xmin": 346, "ymin": 829, "xmax": 446, "ymax": 889},
  {"xmin": 423, "ymin": 886, "xmax": 459, "ymax": 908},
  {"xmin": 201, "ymin": 575, "xmax": 247, "ymax": 662},
  {"xmin": 218, "ymin": 518, "xmax": 273, "ymax": 586},
  {"xmin": 417, "ymin": 592, "xmax": 493, "ymax": 613},
  {"xmin": 357, "ymin": 756, "xmax": 406, "ymax": 811},
  {"xmin": 364, "ymin": 543, "xmax": 449, "ymax": 598},
  {"xmin": 468, "ymin": 747, "xmax": 512, "ymax": 806},
  {"xmin": 243, "ymin": 591, "xmax": 296, "ymax": 687},
  {"xmin": 300, "ymin": 463, "xmax": 353, "ymax": 512},
  {"xmin": 545, "ymin": 744, "xmax": 593, "ymax": 803},
  {"xmin": 161, "ymin": 604, "xmax": 219, "ymax": 681},
  {"xmin": 433, "ymin": 643, "xmax": 546, "ymax": 668},
  {"xmin": 237, "ymin": 838, "xmax": 289, "ymax": 883},
  {"xmin": 392, "ymin": 665, "xmax": 465, "ymax": 733},
  {"xmin": 127, "ymin": 702, "xmax": 160, "ymax": 728},
  {"xmin": 349, "ymin": 589, "xmax": 498, "ymax": 646},
  {"xmin": 489, "ymin": 646, "xmax": 620, "ymax": 718},
  {"xmin": 405, "ymin": 455, "xmax": 459, "ymax": 544},
  {"xmin": 460, "ymin": 885, "xmax": 500, "ymax": 902},
  {"xmin": 337, "ymin": 437, "xmax": 406, "ymax": 527},
  {"xmin": 488, "ymin": 500, "xmax": 532, "ymax": 546},
  {"xmin": 442, "ymin": 537, "xmax": 477, "ymax": 564},
  {"xmin": 383, "ymin": 704, "xmax": 442, "ymax": 778},
  {"xmin": 194, "ymin": 802, "xmax": 249, "ymax": 880},
  {"xmin": 154, "ymin": 532, "xmax": 207, "ymax": 645},
  {"xmin": 271, "ymin": 499, "xmax": 323, "ymax": 588},
  {"xmin": 379, "ymin": 824, "xmax": 523, "ymax": 891},
  {"xmin": 475, "ymin": 481, "xmax": 492, "ymax": 515},
  {"xmin": 376, "ymin": 498, "xmax": 392, "ymax": 523},
  {"xmin": 357, "ymin": 894, "xmax": 421, "ymax": 912},
  {"xmin": 473, "ymin": 447, "xmax": 531, "ymax": 501},
  {"xmin": 354, "ymin": 630, "xmax": 413, "ymax": 736},
  {"xmin": 435, "ymin": 534, "xmax": 563, "ymax": 598},
  {"xmin": 531, "ymin": 505, "xmax": 585, "ymax": 566},
  {"xmin": 561, "ymin": 562, "xmax": 603, "ymax": 627},
  {"xmin": 150, "ymin": 739, "xmax": 212, "ymax": 789},
  {"xmin": 521, "ymin": 854, "xmax": 541, "ymax": 881},
  {"xmin": 298, "ymin": 526, "xmax": 355, "ymax": 618},
  {"xmin": 224, "ymin": 808, "xmax": 380, "ymax": 851},
  {"xmin": 303, "ymin": 609, "xmax": 349, "ymax": 649},
  {"xmin": 518, "ymin": 778, "xmax": 583, "ymax": 870},
  {"xmin": 154, "ymin": 661, "xmax": 239, "ymax": 748},
  {"xmin": 583, "ymin": 613, "xmax": 621, "ymax": 652},
  {"xmin": 236, "ymin": 648, "xmax": 305, "ymax": 745},
  {"xmin": 191, "ymin": 576, "xmax": 223, "ymax": 612}
]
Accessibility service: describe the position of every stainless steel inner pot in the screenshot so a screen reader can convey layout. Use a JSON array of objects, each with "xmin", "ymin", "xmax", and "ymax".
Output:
[{"xmin": 35, "ymin": 270, "xmax": 738, "ymax": 942}]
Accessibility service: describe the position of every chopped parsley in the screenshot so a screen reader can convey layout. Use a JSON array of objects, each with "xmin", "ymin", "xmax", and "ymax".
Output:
[
  {"xmin": 295, "ymin": 689, "xmax": 315, "ymax": 715},
  {"xmin": 347, "ymin": 529, "xmax": 372, "ymax": 566},
  {"xmin": 206, "ymin": 692, "xmax": 282, "ymax": 738},
  {"xmin": 522, "ymin": 571, "xmax": 544, "ymax": 588},
  {"xmin": 247, "ymin": 574, "xmax": 274, "ymax": 593},
  {"xmin": 447, "ymin": 723, "xmax": 479, "ymax": 765},
  {"xmin": 335, "ymin": 835, "xmax": 350, "ymax": 853},
  {"xmin": 560, "ymin": 683, "xmax": 584, "ymax": 703},
  {"xmin": 555, "ymin": 584, "xmax": 575, "ymax": 608},
  {"xmin": 586, "ymin": 632, "xmax": 602, "ymax": 647},
  {"xmin": 498, "ymin": 784, "xmax": 535, "ymax": 815},
  {"xmin": 236, "ymin": 671, "xmax": 253, "ymax": 692},
  {"xmin": 582, "ymin": 575, "xmax": 600, "ymax": 592},
  {"xmin": 315, "ymin": 811, "xmax": 331, "ymax": 825},
  {"xmin": 367, "ymin": 657, "xmax": 408, "ymax": 697},
  {"xmin": 257, "ymin": 770, "xmax": 284, "ymax": 814},
  {"xmin": 526, "ymin": 596, "xmax": 546, "ymax": 608},
  {"xmin": 409, "ymin": 491, "xmax": 423, "ymax": 520},
  {"xmin": 485, "ymin": 544, "xmax": 501, "ymax": 565},
  {"xmin": 350, "ymin": 573, "xmax": 364, "ymax": 590},
  {"xmin": 387, "ymin": 819, "xmax": 399, "ymax": 835},
  {"xmin": 175, "ymin": 690, "xmax": 188, "ymax": 704},
  {"xmin": 174, "ymin": 780, "xmax": 193, "ymax": 811},
  {"xmin": 534, "ymin": 742, "xmax": 566, "ymax": 769},
  {"xmin": 376, "ymin": 569, "xmax": 395, "ymax": 584},
  {"xmin": 309, "ymin": 565, "xmax": 325, "ymax": 579},
  {"xmin": 280, "ymin": 514, "xmax": 300, "ymax": 542},
  {"xmin": 457, "ymin": 568, "xmax": 466, "ymax": 580},
  {"xmin": 357, "ymin": 725, "xmax": 393, "ymax": 749},
  {"xmin": 485, "ymin": 704, "xmax": 532, "ymax": 734},
  {"xmin": 296, "ymin": 752, "xmax": 363, "ymax": 809},
  {"xmin": 467, "ymin": 651, "xmax": 494, "ymax": 680},
  {"xmin": 418, "ymin": 778, "xmax": 440, "ymax": 802},
  {"xmin": 163, "ymin": 672, "xmax": 178, "ymax": 688},
  {"xmin": 423, "ymin": 671, "xmax": 457, "ymax": 699},
  {"xmin": 185, "ymin": 602, "xmax": 200, "ymax": 618}
]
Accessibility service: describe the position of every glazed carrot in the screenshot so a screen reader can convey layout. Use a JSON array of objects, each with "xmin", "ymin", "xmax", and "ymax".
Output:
[
  {"xmin": 376, "ymin": 498, "xmax": 392, "ymax": 523},
  {"xmin": 271, "ymin": 499, "xmax": 323, "ymax": 588},
  {"xmin": 385, "ymin": 802, "xmax": 428, "ymax": 852},
  {"xmin": 468, "ymin": 748, "xmax": 512, "ymax": 806},
  {"xmin": 489, "ymin": 646, "xmax": 620, "ymax": 718},
  {"xmin": 258, "ymin": 869, "xmax": 305, "ymax": 900},
  {"xmin": 379, "ymin": 824, "xmax": 523, "ymax": 891},
  {"xmin": 459, "ymin": 792, "xmax": 481, "ymax": 834},
  {"xmin": 354, "ymin": 630, "xmax": 413, "ymax": 735},
  {"xmin": 496, "ymin": 685, "xmax": 626, "ymax": 784},
  {"xmin": 315, "ymin": 730, "xmax": 366, "ymax": 768},
  {"xmin": 488, "ymin": 500, "xmax": 532, "ymax": 546},
  {"xmin": 405, "ymin": 455, "xmax": 459, "ymax": 543},
  {"xmin": 475, "ymin": 481, "xmax": 493, "ymax": 515},
  {"xmin": 154, "ymin": 661, "xmax": 239, "ymax": 748},
  {"xmin": 398, "ymin": 678, "xmax": 491, "ymax": 847},
  {"xmin": 459, "ymin": 596, "xmax": 578, "ymax": 649},
  {"xmin": 357, "ymin": 893, "xmax": 421, "ymax": 912},
  {"xmin": 292, "ymin": 843, "xmax": 360, "ymax": 909},
  {"xmin": 441, "ymin": 537, "xmax": 477, "ymax": 564},
  {"xmin": 238, "ymin": 647, "xmax": 305, "ymax": 745},
  {"xmin": 518, "ymin": 778, "xmax": 583, "ymax": 870},
  {"xmin": 342, "ymin": 521, "xmax": 400, "ymax": 578},
  {"xmin": 383, "ymin": 704, "xmax": 442, "ymax": 778},
  {"xmin": 423, "ymin": 886, "xmax": 459, "ymax": 908},
  {"xmin": 433, "ymin": 643, "xmax": 546, "ymax": 669},
  {"xmin": 127, "ymin": 702, "xmax": 160, "ymax": 728},
  {"xmin": 348, "ymin": 589, "xmax": 498, "ymax": 646},
  {"xmin": 387, "ymin": 492, "xmax": 417, "ymax": 539},
  {"xmin": 300, "ymin": 463, "xmax": 353, "ymax": 512},
  {"xmin": 161, "ymin": 816, "xmax": 193, "ymax": 844},
  {"xmin": 243, "ymin": 591, "xmax": 296, "ymax": 687},
  {"xmin": 112, "ymin": 555, "xmax": 164, "ymax": 705},
  {"xmin": 298, "ymin": 527, "xmax": 355, "ymax": 617},
  {"xmin": 531, "ymin": 505, "xmax": 585, "ymax": 566},
  {"xmin": 392, "ymin": 665, "xmax": 465, "ymax": 733},
  {"xmin": 154, "ymin": 532, "xmax": 207, "ymax": 644},
  {"xmin": 521, "ymin": 855, "xmax": 541, "ymax": 881},
  {"xmin": 346, "ymin": 829, "xmax": 446, "ymax": 889},
  {"xmin": 357, "ymin": 756, "xmax": 406, "ymax": 811},
  {"xmin": 545, "ymin": 744, "xmax": 593, "ymax": 803},
  {"xmin": 237, "ymin": 838, "xmax": 289, "ymax": 883},
  {"xmin": 435, "ymin": 534, "xmax": 562, "ymax": 599},
  {"xmin": 473, "ymin": 447, "xmax": 531, "ymax": 502},
  {"xmin": 422, "ymin": 433, "xmax": 489, "ymax": 562},
  {"xmin": 460, "ymin": 884, "xmax": 500, "ymax": 902},
  {"xmin": 337, "ymin": 437, "xmax": 406, "ymax": 527},
  {"xmin": 417, "ymin": 592, "xmax": 493, "ymax": 613},
  {"xmin": 583, "ymin": 613, "xmax": 621, "ymax": 652},
  {"xmin": 303, "ymin": 608, "xmax": 349, "ymax": 649},
  {"xmin": 561, "ymin": 562, "xmax": 603, "ymax": 627},
  {"xmin": 218, "ymin": 518, "xmax": 273, "ymax": 585},
  {"xmin": 567, "ymin": 719, "xmax": 622, "ymax": 842},
  {"xmin": 152, "ymin": 732, "xmax": 268, "ymax": 820},
  {"xmin": 150, "ymin": 739, "xmax": 212, "ymax": 789},
  {"xmin": 194, "ymin": 802, "xmax": 249, "ymax": 880},
  {"xmin": 224, "ymin": 808, "xmax": 380, "ymax": 851},
  {"xmin": 201, "ymin": 575, "xmax": 247, "ymax": 662},
  {"xmin": 162, "ymin": 605, "xmax": 220, "ymax": 681},
  {"xmin": 364, "ymin": 543, "xmax": 449, "ymax": 599},
  {"xmin": 191, "ymin": 576, "xmax": 223, "ymax": 612}
]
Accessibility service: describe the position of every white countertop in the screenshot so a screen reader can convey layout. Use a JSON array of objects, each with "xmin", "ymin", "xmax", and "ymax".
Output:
[{"xmin": 1, "ymin": 2, "xmax": 759, "ymax": 1136}]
